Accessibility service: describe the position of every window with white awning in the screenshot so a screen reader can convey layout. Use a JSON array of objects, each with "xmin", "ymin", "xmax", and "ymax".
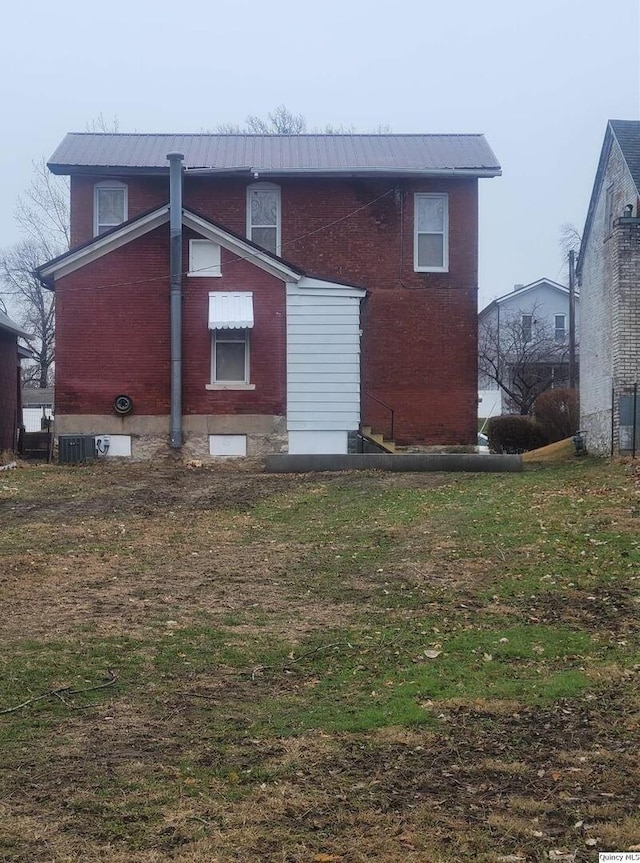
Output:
[{"xmin": 208, "ymin": 292, "xmax": 254, "ymax": 330}]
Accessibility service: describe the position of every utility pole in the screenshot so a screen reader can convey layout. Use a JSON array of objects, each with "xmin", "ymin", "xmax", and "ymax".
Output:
[{"xmin": 568, "ymin": 248, "xmax": 576, "ymax": 389}]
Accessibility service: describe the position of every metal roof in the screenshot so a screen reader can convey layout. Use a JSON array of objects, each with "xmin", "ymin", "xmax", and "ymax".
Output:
[
  {"xmin": 610, "ymin": 120, "xmax": 640, "ymax": 194},
  {"xmin": 208, "ymin": 292, "xmax": 254, "ymax": 329},
  {"xmin": 48, "ymin": 133, "xmax": 501, "ymax": 177},
  {"xmin": 0, "ymin": 309, "xmax": 27, "ymax": 337}
]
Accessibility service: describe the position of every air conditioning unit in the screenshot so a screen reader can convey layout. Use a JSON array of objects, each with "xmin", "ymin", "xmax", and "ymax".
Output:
[{"xmin": 58, "ymin": 435, "xmax": 97, "ymax": 464}]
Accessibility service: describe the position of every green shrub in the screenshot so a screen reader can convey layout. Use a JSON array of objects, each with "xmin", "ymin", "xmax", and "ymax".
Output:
[
  {"xmin": 487, "ymin": 415, "xmax": 548, "ymax": 454},
  {"xmin": 533, "ymin": 388, "xmax": 579, "ymax": 443}
]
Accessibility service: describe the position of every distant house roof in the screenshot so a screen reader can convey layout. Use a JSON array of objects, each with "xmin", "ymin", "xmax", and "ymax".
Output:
[
  {"xmin": 577, "ymin": 120, "xmax": 640, "ymax": 277},
  {"xmin": 48, "ymin": 132, "xmax": 501, "ymax": 178},
  {"xmin": 22, "ymin": 387, "xmax": 54, "ymax": 406},
  {"xmin": 479, "ymin": 278, "xmax": 574, "ymax": 320},
  {"xmin": 0, "ymin": 309, "xmax": 27, "ymax": 338}
]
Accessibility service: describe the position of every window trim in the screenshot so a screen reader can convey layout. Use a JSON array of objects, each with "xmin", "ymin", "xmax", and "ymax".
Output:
[
  {"xmin": 246, "ymin": 182, "xmax": 281, "ymax": 256},
  {"xmin": 414, "ymin": 192, "xmax": 449, "ymax": 273},
  {"xmin": 188, "ymin": 239, "xmax": 222, "ymax": 277},
  {"xmin": 521, "ymin": 313, "xmax": 533, "ymax": 343},
  {"xmin": 93, "ymin": 181, "xmax": 128, "ymax": 237},
  {"xmin": 211, "ymin": 328, "xmax": 251, "ymax": 387},
  {"xmin": 554, "ymin": 313, "xmax": 567, "ymax": 343}
]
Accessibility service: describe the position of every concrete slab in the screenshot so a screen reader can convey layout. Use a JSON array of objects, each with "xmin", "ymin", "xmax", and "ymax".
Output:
[{"xmin": 265, "ymin": 453, "xmax": 522, "ymax": 473}]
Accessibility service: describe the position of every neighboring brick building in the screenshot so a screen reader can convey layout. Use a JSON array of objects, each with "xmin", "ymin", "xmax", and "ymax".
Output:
[
  {"xmin": 577, "ymin": 120, "xmax": 640, "ymax": 454},
  {"xmin": 38, "ymin": 132, "xmax": 501, "ymax": 458},
  {"xmin": 0, "ymin": 310, "xmax": 27, "ymax": 453}
]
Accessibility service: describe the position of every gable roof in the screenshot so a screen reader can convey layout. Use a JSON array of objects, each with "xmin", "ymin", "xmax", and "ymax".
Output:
[
  {"xmin": 37, "ymin": 205, "xmax": 304, "ymax": 285},
  {"xmin": 479, "ymin": 278, "xmax": 573, "ymax": 320},
  {"xmin": 610, "ymin": 120, "xmax": 640, "ymax": 192},
  {"xmin": 0, "ymin": 309, "xmax": 27, "ymax": 338},
  {"xmin": 577, "ymin": 120, "xmax": 640, "ymax": 277},
  {"xmin": 48, "ymin": 133, "xmax": 501, "ymax": 178}
]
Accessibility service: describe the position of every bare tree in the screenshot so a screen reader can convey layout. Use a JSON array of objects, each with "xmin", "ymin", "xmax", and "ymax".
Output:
[
  {"xmin": 479, "ymin": 303, "xmax": 572, "ymax": 416},
  {"xmin": 1, "ymin": 240, "xmax": 54, "ymax": 387},
  {"xmin": 559, "ymin": 222, "xmax": 582, "ymax": 260},
  {"xmin": 2, "ymin": 114, "xmax": 119, "ymax": 388},
  {"xmin": 217, "ymin": 104, "xmax": 307, "ymax": 134}
]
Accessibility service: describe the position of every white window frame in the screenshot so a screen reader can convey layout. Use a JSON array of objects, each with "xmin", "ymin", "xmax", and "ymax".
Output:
[
  {"xmin": 554, "ymin": 314, "xmax": 567, "ymax": 343},
  {"xmin": 246, "ymin": 182, "xmax": 281, "ymax": 256},
  {"xmin": 414, "ymin": 193, "xmax": 449, "ymax": 273},
  {"xmin": 211, "ymin": 328, "xmax": 250, "ymax": 385},
  {"xmin": 188, "ymin": 239, "xmax": 221, "ymax": 277},
  {"xmin": 93, "ymin": 181, "xmax": 128, "ymax": 237}
]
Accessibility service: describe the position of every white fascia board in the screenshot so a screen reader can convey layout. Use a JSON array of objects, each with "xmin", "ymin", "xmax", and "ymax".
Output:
[
  {"xmin": 39, "ymin": 207, "xmax": 170, "ymax": 279},
  {"xmin": 183, "ymin": 211, "xmax": 301, "ymax": 282},
  {"xmin": 288, "ymin": 277, "xmax": 366, "ymax": 298}
]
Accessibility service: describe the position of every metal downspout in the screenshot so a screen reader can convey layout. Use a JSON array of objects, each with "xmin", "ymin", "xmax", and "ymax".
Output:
[{"xmin": 168, "ymin": 152, "xmax": 184, "ymax": 449}]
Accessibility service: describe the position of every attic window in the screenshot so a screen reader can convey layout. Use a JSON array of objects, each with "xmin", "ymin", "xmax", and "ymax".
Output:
[
  {"xmin": 94, "ymin": 181, "xmax": 128, "ymax": 236},
  {"xmin": 247, "ymin": 183, "xmax": 280, "ymax": 255}
]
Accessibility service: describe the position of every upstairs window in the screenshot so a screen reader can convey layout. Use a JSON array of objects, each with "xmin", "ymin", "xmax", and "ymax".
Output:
[
  {"xmin": 521, "ymin": 314, "xmax": 533, "ymax": 342},
  {"xmin": 247, "ymin": 183, "xmax": 280, "ymax": 255},
  {"xmin": 94, "ymin": 181, "xmax": 128, "ymax": 236},
  {"xmin": 414, "ymin": 193, "xmax": 449, "ymax": 272},
  {"xmin": 555, "ymin": 314, "xmax": 567, "ymax": 343}
]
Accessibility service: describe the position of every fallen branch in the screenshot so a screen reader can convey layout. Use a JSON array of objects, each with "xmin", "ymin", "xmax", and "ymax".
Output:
[
  {"xmin": 251, "ymin": 641, "xmax": 354, "ymax": 680},
  {"xmin": 0, "ymin": 670, "xmax": 118, "ymax": 715}
]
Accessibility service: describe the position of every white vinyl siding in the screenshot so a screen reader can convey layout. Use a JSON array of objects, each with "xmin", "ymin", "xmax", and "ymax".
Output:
[
  {"xmin": 414, "ymin": 193, "xmax": 449, "ymax": 272},
  {"xmin": 286, "ymin": 281, "xmax": 364, "ymax": 440}
]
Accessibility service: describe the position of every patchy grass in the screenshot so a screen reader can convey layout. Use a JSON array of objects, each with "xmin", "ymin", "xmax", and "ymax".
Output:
[{"xmin": 0, "ymin": 458, "xmax": 639, "ymax": 861}]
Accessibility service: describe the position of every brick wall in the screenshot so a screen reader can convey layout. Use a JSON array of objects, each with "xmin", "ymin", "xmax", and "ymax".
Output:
[
  {"xmin": 56, "ymin": 226, "xmax": 286, "ymax": 417},
  {"xmin": 0, "ymin": 331, "xmax": 19, "ymax": 451},
  {"xmin": 579, "ymin": 136, "xmax": 640, "ymax": 453},
  {"xmin": 66, "ymin": 174, "xmax": 480, "ymax": 444}
]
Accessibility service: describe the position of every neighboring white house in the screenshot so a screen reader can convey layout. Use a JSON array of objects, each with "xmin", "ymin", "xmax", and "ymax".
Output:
[
  {"xmin": 478, "ymin": 278, "xmax": 579, "ymax": 416},
  {"xmin": 577, "ymin": 120, "xmax": 640, "ymax": 455}
]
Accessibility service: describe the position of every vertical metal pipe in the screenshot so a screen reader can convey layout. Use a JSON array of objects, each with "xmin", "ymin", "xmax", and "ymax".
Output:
[
  {"xmin": 633, "ymin": 383, "xmax": 638, "ymax": 460},
  {"xmin": 167, "ymin": 152, "xmax": 184, "ymax": 449}
]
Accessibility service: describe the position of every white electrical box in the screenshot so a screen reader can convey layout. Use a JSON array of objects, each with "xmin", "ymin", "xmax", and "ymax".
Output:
[{"xmin": 95, "ymin": 435, "xmax": 132, "ymax": 457}]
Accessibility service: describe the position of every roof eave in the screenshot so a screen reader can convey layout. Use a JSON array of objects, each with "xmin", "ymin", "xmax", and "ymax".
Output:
[{"xmin": 49, "ymin": 163, "xmax": 502, "ymax": 179}]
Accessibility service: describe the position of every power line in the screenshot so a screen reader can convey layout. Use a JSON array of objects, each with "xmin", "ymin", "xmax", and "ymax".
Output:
[{"xmin": 46, "ymin": 188, "xmax": 395, "ymax": 292}]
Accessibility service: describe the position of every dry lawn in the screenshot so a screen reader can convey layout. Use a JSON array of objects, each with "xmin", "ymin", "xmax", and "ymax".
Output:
[{"xmin": 0, "ymin": 458, "xmax": 639, "ymax": 862}]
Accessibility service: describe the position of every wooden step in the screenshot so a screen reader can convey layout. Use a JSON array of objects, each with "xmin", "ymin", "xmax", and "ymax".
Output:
[{"xmin": 360, "ymin": 427, "xmax": 396, "ymax": 453}]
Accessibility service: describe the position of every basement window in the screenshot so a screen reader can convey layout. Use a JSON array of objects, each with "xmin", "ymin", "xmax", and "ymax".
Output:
[
  {"xmin": 94, "ymin": 181, "xmax": 128, "ymax": 236},
  {"xmin": 414, "ymin": 193, "xmax": 449, "ymax": 272},
  {"xmin": 247, "ymin": 183, "xmax": 280, "ymax": 255}
]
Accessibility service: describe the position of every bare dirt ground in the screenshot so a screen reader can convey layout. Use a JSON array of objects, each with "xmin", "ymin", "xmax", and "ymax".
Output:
[{"xmin": 0, "ymin": 459, "xmax": 638, "ymax": 862}]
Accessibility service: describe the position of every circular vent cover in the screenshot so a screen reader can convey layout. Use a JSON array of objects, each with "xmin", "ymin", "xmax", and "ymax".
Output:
[{"xmin": 113, "ymin": 394, "xmax": 133, "ymax": 415}]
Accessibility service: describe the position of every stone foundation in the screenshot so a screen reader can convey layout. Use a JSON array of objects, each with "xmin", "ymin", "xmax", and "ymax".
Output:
[{"xmin": 55, "ymin": 414, "xmax": 287, "ymax": 460}]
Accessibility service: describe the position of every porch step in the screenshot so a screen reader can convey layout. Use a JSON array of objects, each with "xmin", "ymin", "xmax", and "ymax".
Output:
[{"xmin": 360, "ymin": 426, "xmax": 396, "ymax": 453}]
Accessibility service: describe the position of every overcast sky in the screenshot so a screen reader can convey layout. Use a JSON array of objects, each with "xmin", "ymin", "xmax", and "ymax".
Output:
[{"xmin": 1, "ymin": 0, "xmax": 638, "ymax": 307}]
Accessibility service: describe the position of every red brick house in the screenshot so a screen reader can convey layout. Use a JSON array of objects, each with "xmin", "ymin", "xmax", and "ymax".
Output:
[
  {"xmin": 0, "ymin": 309, "xmax": 27, "ymax": 453},
  {"xmin": 38, "ymin": 133, "xmax": 500, "ymax": 458}
]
